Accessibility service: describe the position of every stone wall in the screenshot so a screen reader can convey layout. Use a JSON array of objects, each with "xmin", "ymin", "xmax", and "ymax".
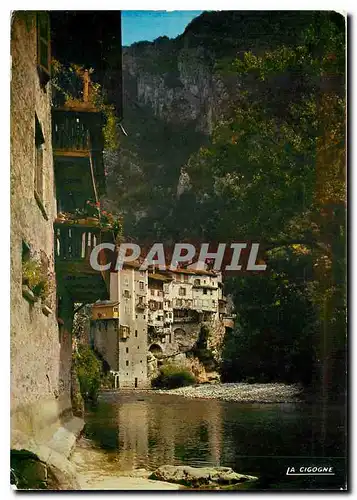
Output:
[
  {"xmin": 10, "ymin": 12, "xmax": 74, "ymax": 448},
  {"xmin": 91, "ymin": 319, "xmax": 119, "ymax": 371}
]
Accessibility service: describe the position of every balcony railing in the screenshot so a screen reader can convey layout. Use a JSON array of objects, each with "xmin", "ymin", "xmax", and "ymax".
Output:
[
  {"xmin": 52, "ymin": 111, "xmax": 90, "ymax": 154},
  {"xmin": 55, "ymin": 223, "xmax": 99, "ymax": 261},
  {"xmin": 54, "ymin": 218, "xmax": 112, "ymax": 301}
]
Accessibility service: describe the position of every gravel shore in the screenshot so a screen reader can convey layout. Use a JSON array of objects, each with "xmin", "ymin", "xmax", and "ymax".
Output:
[{"xmin": 154, "ymin": 382, "xmax": 302, "ymax": 403}]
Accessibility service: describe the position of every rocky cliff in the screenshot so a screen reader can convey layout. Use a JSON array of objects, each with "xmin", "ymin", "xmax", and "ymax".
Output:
[{"xmin": 104, "ymin": 11, "xmax": 317, "ymax": 240}]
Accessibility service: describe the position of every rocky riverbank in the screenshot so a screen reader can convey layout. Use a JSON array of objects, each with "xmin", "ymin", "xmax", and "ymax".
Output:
[{"xmin": 154, "ymin": 382, "xmax": 302, "ymax": 403}]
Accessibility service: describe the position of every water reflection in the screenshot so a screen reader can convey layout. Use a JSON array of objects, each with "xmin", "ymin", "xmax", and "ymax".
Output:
[{"xmin": 82, "ymin": 391, "xmax": 346, "ymax": 489}]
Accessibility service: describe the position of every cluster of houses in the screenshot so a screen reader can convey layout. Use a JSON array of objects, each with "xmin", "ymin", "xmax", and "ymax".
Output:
[{"xmin": 91, "ymin": 263, "xmax": 235, "ymax": 388}]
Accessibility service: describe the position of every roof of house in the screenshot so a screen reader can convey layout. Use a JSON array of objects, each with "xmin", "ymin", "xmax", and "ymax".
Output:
[{"xmin": 92, "ymin": 300, "xmax": 119, "ymax": 308}]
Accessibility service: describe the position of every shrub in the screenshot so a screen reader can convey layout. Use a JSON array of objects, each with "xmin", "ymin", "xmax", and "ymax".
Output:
[
  {"xmin": 22, "ymin": 259, "xmax": 52, "ymax": 300},
  {"xmin": 73, "ymin": 345, "xmax": 102, "ymax": 402},
  {"xmin": 151, "ymin": 363, "xmax": 196, "ymax": 389}
]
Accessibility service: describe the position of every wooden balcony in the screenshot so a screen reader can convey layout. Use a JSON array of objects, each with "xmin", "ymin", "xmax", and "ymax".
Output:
[
  {"xmin": 54, "ymin": 219, "xmax": 113, "ymax": 303},
  {"xmin": 52, "ymin": 107, "xmax": 106, "ymax": 204},
  {"xmin": 52, "ymin": 107, "xmax": 104, "ymax": 155}
]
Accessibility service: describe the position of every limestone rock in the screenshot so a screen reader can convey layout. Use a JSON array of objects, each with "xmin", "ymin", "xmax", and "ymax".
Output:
[{"xmin": 149, "ymin": 465, "xmax": 258, "ymax": 487}]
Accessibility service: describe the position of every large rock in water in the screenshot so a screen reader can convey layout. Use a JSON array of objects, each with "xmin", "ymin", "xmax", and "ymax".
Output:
[{"xmin": 149, "ymin": 465, "xmax": 258, "ymax": 487}]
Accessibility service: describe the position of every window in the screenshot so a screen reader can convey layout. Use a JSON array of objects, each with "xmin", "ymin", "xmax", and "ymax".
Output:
[
  {"xmin": 135, "ymin": 330, "xmax": 138, "ymax": 337},
  {"xmin": 143, "ymin": 315, "xmax": 146, "ymax": 319},
  {"xmin": 126, "ymin": 347, "xmax": 129, "ymax": 353},
  {"xmin": 139, "ymin": 281, "xmax": 144, "ymax": 290},
  {"xmin": 140, "ymin": 271, "xmax": 145, "ymax": 277},
  {"xmin": 113, "ymin": 307, "xmax": 118, "ymax": 312},
  {"xmin": 34, "ymin": 115, "xmax": 45, "ymax": 203},
  {"xmin": 150, "ymin": 289, "xmax": 155, "ymax": 296},
  {"xmin": 36, "ymin": 13, "xmax": 50, "ymax": 84},
  {"xmin": 126, "ymin": 360, "xmax": 129, "ymax": 366},
  {"xmin": 137, "ymin": 346, "xmax": 140, "ymax": 349},
  {"xmin": 179, "ymin": 287, "xmax": 186, "ymax": 296},
  {"xmin": 123, "ymin": 289, "xmax": 130, "ymax": 298},
  {"xmin": 212, "ymin": 300, "xmax": 216, "ymax": 307},
  {"xmin": 194, "ymin": 279, "xmax": 200, "ymax": 286},
  {"xmin": 203, "ymin": 289, "xmax": 207, "ymax": 295}
]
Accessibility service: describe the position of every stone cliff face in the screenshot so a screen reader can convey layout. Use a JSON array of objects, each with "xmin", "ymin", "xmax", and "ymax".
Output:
[
  {"xmin": 104, "ymin": 11, "xmax": 314, "ymax": 239},
  {"xmin": 122, "ymin": 43, "xmax": 231, "ymax": 135}
]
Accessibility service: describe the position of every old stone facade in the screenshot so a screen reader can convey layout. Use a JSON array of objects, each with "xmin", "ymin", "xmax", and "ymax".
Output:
[
  {"xmin": 10, "ymin": 12, "xmax": 73, "ymax": 446},
  {"xmin": 91, "ymin": 263, "xmax": 235, "ymax": 386},
  {"xmin": 10, "ymin": 11, "xmax": 119, "ymax": 488}
]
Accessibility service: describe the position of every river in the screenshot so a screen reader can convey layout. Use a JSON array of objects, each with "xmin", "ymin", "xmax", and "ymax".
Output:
[{"xmin": 73, "ymin": 389, "xmax": 346, "ymax": 490}]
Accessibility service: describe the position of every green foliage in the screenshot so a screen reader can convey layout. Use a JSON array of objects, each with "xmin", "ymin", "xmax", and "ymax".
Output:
[
  {"xmin": 51, "ymin": 60, "xmax": 120, "ymax": 151},
  {"xmin": 191, "ymin": 325, "xmax": 217, "ymax": 371},
  {"xmin": 22, "ymin": 259, "xmax": 52, "ymax": 300},
  {"xmin": 73, "ymin": 345, "xmax": 102, "ymax": 402},
  {"xmin": 151, "ymin": 363, "xmax": 196, "ymax": 389}
]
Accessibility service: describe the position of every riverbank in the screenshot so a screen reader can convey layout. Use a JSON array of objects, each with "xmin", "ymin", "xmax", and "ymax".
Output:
[{"xmin": 153, "ymin": 382, "xmax": 302, "ymax": 403}]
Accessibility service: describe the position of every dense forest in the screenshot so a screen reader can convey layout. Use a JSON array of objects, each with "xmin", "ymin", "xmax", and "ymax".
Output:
[{"xmin": 103, "ymin": 11, "xmax": 346, "ymax": 396}]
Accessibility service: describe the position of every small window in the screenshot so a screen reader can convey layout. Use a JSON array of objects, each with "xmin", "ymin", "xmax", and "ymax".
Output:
[
  {"xmin": 139, "ymin": 281, "xmax": 144, "ymax": 290},
  {"xmin": 137, "ymin": 346, "xmax": 140, "ymax": 349},
  {"xmin": 143, "ymin": 315, "xmax": 146, "ymax": 319},
  {"xmin": 203, "ymin": 289, "xmax": 207, "ymax": 295},
  {"xmin": 123, "ymin": 289, "xmax": 130, "ymax": 298},
  {"xmin": 126, "ymin": 360, "xmax": 129, "ymax": 366},
  {"xmin": 36, "ymin": 13, "xmax": 51, "ymax": 84},
  {"xmin": 135, "ymin": 330, "xmax": 138, "ymax": 337},
  {"xmin": 35, "ymin": 115, "xmax": 45, "ymax": 202},
  {"xmin": 179, "ymin": 287, "xmax": 186, "ymax": 296},
  {"xmin": 194, "ymin": 279, "xmax": 200, "ymax": 286},
  {"xmin": 113, "ymin": 307, "xmax": 118, "ymax": 312},
  {"xmin": 126, "ymin": 347, "xmax": 129, "ymax": 353}
]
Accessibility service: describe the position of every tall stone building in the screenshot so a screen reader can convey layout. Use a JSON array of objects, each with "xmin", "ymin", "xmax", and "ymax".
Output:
[
  {"xmin": 10, "ymin": 11, "xmax": 122, "ymax": 487},
  {"xmin": 91, "ymin": 263, "xmax": 149, "ymax": 389}
]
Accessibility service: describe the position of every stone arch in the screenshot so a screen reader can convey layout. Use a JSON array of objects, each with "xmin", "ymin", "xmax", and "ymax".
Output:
[
  {"xmin": 174, "ymin": 328, "xmax": 186, "ymax": 337},
  {"xmin": 149, "ymin": 343, "xmax": 163, "ymax": 358}
]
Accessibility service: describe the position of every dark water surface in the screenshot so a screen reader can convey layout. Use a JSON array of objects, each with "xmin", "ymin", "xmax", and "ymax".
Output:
[{"xmin": 81, "ymin": 390, "xmax": 347, "ymax": 490}]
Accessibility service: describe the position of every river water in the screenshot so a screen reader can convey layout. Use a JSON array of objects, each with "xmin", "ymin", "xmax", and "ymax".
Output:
[{"xmin": 75, "ymin": 390, "xmax": 347, "ymax": 490}]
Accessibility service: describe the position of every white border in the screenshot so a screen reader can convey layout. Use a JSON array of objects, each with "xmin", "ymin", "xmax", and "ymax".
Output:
[{"xmin": 1, "ymin": 3, "xmax": 353, "ymax": 499}]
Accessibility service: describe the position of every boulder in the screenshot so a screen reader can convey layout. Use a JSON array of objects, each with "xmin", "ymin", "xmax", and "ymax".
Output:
[{"xmin": 149, "ymin": 465, "xmax": 258, "ymax": 487}]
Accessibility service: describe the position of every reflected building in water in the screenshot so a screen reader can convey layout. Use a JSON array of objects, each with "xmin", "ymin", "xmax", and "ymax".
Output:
[{"xmin": 113, "ymin": 395, "xmax": 223, "ymax": 470}]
